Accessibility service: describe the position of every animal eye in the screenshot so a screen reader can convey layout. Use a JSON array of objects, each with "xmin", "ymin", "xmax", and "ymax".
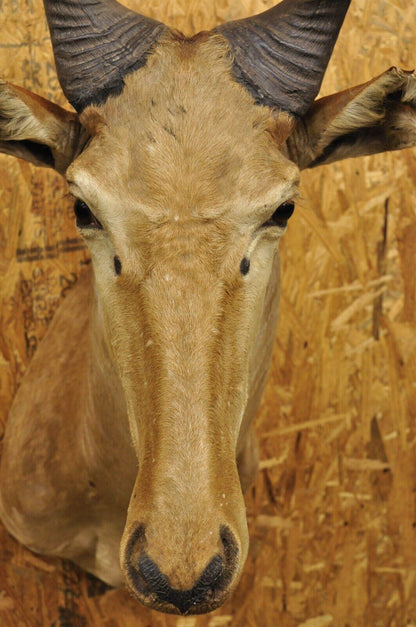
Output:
[
  {"xmin": 263, "ymin": 201, "xmax": 295, "ymax": 228},
  {"xmin": 74, "ymin": 199, "xmax": 102, "ymax": 229}
]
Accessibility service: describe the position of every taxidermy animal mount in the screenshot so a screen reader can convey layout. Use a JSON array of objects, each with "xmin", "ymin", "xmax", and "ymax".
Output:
[{"xmin": 0, "ymin": 0, "xmax": 415, "ymax": 616}]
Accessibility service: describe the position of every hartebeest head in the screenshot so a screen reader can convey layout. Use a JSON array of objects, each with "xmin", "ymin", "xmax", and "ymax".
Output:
[{"xmin": 1, "ymin": 0, "xmax": 415, "ymax": 615}]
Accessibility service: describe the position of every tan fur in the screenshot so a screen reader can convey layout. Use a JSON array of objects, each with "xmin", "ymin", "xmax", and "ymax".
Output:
[
  {"xmin": 0, "ymin": 29, "xmax": 415, "ymax": 616},
  {"xmin": 0, "ymin": 33, "xmax": 297, "ymax": 613},
  {"xmin": 71, "ymin": 34, "xmax": 296, "ymax": 602},
  {"xmin": 0, "ymin": 80, "xmax": 82, "ymax": 172},
  {"xmin": 289, "ymin": 67, "xmax": 416, "ymax": 168}
]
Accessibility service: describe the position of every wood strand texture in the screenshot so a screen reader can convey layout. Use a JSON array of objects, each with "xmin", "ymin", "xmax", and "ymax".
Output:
[{"xmin": 0, "ymin": 1, "xmax": 415, "ymax": 625}]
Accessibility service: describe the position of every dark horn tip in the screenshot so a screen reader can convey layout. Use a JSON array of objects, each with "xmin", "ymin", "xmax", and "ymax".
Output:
[
  {"xmin": 214, "ymin": 0, "xmax": 351, "ymax": 116},
  {"xmin": 43, "ymin": 0, "xmax": 168, "ymax": 111}
]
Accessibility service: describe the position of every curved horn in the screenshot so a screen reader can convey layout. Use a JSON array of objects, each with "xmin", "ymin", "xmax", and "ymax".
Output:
[
  {"xmin": 215, "ymin": 0, "xmax": 351, "ymax": 116},
  {"xmin": 43, "ymin": 0, "xmax": 168, "ymax": 112}
]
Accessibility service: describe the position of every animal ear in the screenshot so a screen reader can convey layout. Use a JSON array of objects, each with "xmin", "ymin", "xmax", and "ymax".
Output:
[
  {"xmin": 287, "ymin": 67, "xmax": 416, "ymax": 170},
  {"xmin": 0, "ymin": 80, "xmax": 83, "ymax": 174}
]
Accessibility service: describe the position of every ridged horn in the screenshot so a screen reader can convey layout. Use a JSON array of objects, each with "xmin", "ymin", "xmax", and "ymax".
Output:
[
  {"xmin": 215, "ymin": 0, "xmax": 351, "ymax": 116},
  {"xmin": 43, "ymin": 0, "xmax": 168, "ymax": 112}
]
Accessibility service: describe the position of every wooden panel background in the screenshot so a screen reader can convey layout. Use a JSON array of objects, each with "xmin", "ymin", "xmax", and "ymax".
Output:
[{"xmin": 0, "ymin": 0, "xmax": 415, "ymax": 625}]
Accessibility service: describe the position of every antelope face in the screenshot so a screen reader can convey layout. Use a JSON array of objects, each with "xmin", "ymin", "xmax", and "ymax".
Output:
[
  {"xmin": 1, "ymin": 0, "xmax": 416, "ymax": 614},
  {"xmin": 10, "ymin": 0, "xmax": 408, "ymax": 616},
  {"xmin": 66, "ymin": 34, "xmax": 299, "ymax": 613}
]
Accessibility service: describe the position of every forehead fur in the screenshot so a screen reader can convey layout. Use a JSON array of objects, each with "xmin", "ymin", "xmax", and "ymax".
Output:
[{"xmin": 74, "ymin": 32, "xmax": 298, "ymax": 223}]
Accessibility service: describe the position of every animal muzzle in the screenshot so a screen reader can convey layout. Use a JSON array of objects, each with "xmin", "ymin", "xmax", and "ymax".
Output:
[
  {"xmin": 119, "ymin": 451, "xmax": 248, "ymax": 615},
  {"xmin": 122, "ymin": 522, "xmax": 240, "ymax": 614}
]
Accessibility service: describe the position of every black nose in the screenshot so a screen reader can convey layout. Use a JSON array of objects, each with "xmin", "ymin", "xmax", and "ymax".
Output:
[
  {"xmin": 139, "ymin": 552, "xmax": 223, "ymax": 614},
  {"xmin": 124, "ymin": 525, "xmax": 239, "ymax": 614}
]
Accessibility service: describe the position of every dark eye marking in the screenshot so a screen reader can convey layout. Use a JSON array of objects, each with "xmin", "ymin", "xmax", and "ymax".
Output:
[
  {"xmin": 114, "ymin": 256, "xmax": 122, "ymax": 275},
  {"xmin": 74, "ymin": 199, "xmax": 103, "ymax": 229},
  {"xmin": 240, "ymin": 257, "xmax": 250, "ymax": 276},
  {"xmin": 240, "ymin": 201, "xmax": 295, "ymax": 276},
  {"xmin": 263, "ymin": 201, "xmax": 295, "ymax": 228}
]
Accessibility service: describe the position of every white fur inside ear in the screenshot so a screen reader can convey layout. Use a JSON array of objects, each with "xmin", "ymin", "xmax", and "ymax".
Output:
[
  {"xmin": 309, "ymin": 67, "xmax": 416, "ymax": 164},
  {"xmin": 325, "ymin": 68, "xmax": 415, "ymax": 143},
  {"xmin": 0, "ymin": 83, "xmax": 43, "ymax": 140},
  {"xmin": 0, "ymin": 81, "xmax": 61, "ymax": 145},
  {"xmin": 0, "ymin": 80, "xmax": 81, "ymax": 172},
  {"xmin": 389, "ymin": 107, "xmax": 416, "ymax": 144},
  {"xmin": 403, "ymin": 72, "xmax": 416, "ymax": 104},
  {"xmin": 388, "ymin": 72, "xmax": 416, "ymax": 144}
]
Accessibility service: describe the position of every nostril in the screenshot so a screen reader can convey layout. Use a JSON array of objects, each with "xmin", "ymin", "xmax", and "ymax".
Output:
[
  {"xmin": 220, "ymin": 525, "xmax": 239, "ymax": 564},
  {"xmin": 125, "ymin": 523, "xmax": 146, "ymax": 564},
  {"xmin": 137, "ymin": 552, "xmax": 225, "ymax": 614},
  {"xmin": 124, "ymin": 524, "xmax": 240, "ymax": 614},
  {"xmin": 196, "ymin": 553, "xmax": 223, "ymax": 588},
  {"xmin": 139, "ymin": 553, "xmax": 172, "ymax": 595},
  {"xmin": 139, "ymin": 553, "xmax": 225, "ymax": 592}
]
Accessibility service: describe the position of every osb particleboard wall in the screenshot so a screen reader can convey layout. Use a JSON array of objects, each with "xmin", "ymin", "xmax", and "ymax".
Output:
[{"xmin": 0, "ymin": 1, "xmax": 416, "ymax": 626}]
